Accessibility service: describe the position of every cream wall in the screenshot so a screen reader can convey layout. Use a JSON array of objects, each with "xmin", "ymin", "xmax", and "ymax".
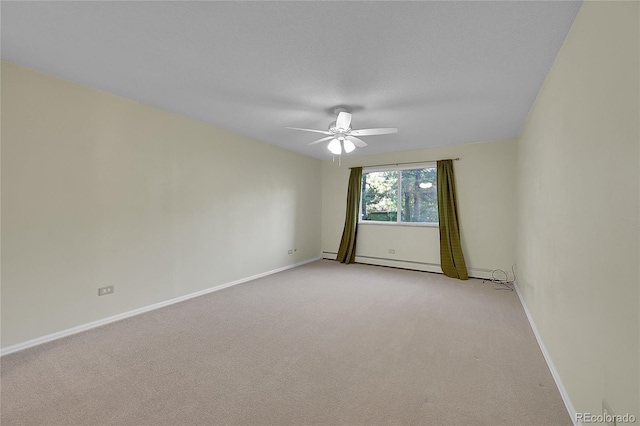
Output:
[
  {"xmin": 516, "ymin": 1, "xmax": 639, "ymax": 419},
  {"xmin": 1, "ymin": 61, "xmax": 322, "ymax": 348},
  {"xmin": 322, "ymin": 139, "xmax": 517, "ymax": 279}
]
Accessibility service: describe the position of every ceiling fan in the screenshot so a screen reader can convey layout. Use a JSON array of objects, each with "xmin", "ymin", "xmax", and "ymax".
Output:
[{"xmin": 286, "ymin": 107, "xmax": 398, "ymax": 155}]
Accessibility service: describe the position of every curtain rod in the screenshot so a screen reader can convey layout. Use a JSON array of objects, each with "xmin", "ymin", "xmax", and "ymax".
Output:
[{"xmin": 349, "ymin": 158, "xmax": 459, "ymax": 169}]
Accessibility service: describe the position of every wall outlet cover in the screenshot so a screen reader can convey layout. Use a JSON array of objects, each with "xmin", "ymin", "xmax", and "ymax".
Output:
[{"xmin": 98, "ymin": 286, "xmax": 114, "ymax": 296}]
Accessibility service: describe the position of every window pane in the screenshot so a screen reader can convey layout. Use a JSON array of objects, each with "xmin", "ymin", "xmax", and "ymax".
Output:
[
  {"xmin": 400, "ymin": 168, "xmax": 438, "ymax": 223},
  {"xmin": 361, "ymin": 170, "xmax": 398, "ymax": 221}
]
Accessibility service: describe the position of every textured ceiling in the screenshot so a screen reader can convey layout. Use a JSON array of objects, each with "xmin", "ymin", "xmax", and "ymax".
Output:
[{"xmin": 2, "ymin": 1, "xmax": 581, "ymax": 159}]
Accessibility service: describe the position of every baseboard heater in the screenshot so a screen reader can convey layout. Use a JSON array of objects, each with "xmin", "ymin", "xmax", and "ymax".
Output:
[{"xmin": 322, "ymin": 251, "xmax": 496, "ymax": 279}]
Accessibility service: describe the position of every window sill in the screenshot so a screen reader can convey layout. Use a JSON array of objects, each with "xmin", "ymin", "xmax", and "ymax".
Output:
[{"xmin": 358, "ymin": 221, "xmax": 439, "ymax": 228}]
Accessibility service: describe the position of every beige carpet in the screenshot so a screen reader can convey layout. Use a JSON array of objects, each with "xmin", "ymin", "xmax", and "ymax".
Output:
[{"xmin": 1, "ymin": 260, "xmax": 571, "ymax": 425}]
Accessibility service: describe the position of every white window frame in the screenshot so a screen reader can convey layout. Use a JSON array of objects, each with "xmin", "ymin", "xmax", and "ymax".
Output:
[{"xmin": 359, "ymin": 162, "xmax": 438, "ymax": 227}]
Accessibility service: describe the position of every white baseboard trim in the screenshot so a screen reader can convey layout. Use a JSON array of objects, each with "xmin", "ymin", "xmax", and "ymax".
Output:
[
  {"xmin": 513, "ymin": 280, "xmax": 579, "ymax": 426},
  {"xmin": 1, "ymin": 257, "xmax": 320, "ymax": 357}
]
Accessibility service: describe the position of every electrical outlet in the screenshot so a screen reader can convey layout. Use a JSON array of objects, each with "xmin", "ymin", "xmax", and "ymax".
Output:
[
  {"xmin": 602, "ymin": 399, "xmax": 615, "ymax": 426},
  {"xmin": 98, "ymin": 286, "xmax": 114, "ymax": 296},
  {"xmin": 388, "ymin": 249, "xmax": 395, "ymax": 254}
]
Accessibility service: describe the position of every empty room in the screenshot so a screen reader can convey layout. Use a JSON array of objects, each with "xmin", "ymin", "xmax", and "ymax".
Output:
[{"xmin": 1, "ymin": 1, "xmax": 638, "ymax": 425}]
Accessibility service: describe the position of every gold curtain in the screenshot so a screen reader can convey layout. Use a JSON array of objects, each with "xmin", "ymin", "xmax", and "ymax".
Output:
[
  {"xmin": 437, "ymin": 160, "xmax": 468, "ymax": 280},
  {"xmin": 336, "ymin": 167, "xmax": 362, "ymax": 264}
]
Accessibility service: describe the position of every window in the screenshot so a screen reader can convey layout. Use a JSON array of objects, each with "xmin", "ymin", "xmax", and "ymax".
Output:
[{"xmin": 360, "ymin": 164, "xmax": 438, "ymax": 225}]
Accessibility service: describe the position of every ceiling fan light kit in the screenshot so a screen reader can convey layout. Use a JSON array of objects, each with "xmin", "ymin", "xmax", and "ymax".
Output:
[
  {"xmin": 327, "ymin": 138, "xmax": 341, "ymax": 155},
  {"xmin": 327, "ymin": 137, "xmax": 356, "ymax": 155},
  {"xmin": 286, "ymin": 107, "xmax": 398, "ymax": 157},
  {"xmin": 343, "ymin": 139, "xmax": 356, "ymax": 153}
]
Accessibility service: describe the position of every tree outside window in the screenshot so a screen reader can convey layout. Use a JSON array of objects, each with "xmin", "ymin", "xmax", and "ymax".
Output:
[{"xmin": 360, "ymin": 165, "xmax": 437, "ymax": 225}]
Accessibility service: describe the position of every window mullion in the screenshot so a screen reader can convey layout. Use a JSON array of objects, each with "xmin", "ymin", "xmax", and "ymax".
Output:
[{"xmin": 397, "ymin": 170, "xmax": 401, "ymax": 223}]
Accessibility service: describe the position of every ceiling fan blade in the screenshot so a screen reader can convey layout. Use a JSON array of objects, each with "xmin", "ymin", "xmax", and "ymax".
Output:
[
  {"xmin": 350, "ymin": 128, "xmax": 398, "ymax": 136},
  {"xmin": 308, "ymin": 136, "xmax": 335, "ymax": 146},
  {"xmin": 286, "ymin": 127, "xmax": 333, "ymax": 135},
  {"xmin": 346, "ymin": 136, "xmax": 367, "ymax": 148},
  {"xmin": 336, "ymin": 112, "xmax": 352, "ymax": 130}
]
